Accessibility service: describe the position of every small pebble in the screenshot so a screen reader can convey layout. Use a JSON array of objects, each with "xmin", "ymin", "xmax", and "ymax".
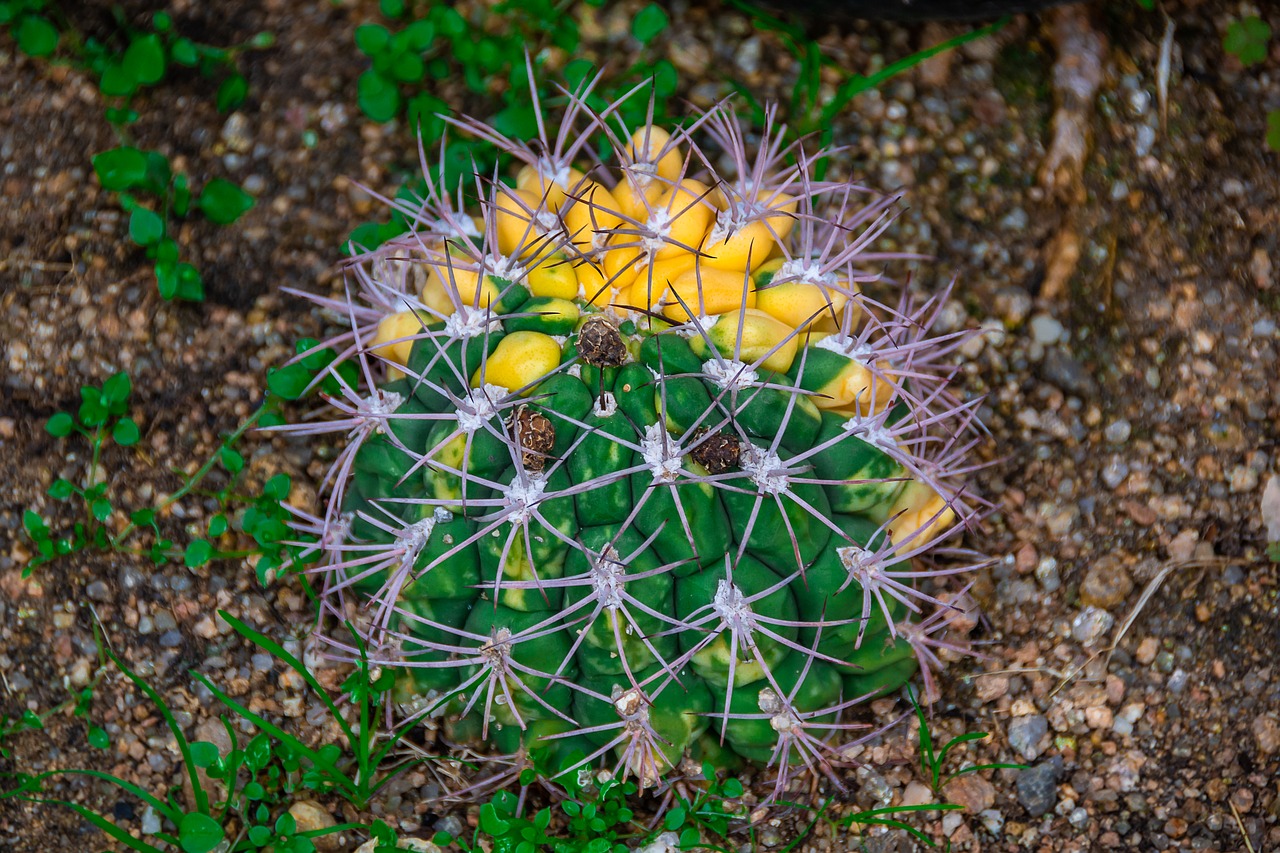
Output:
[
  {"xmin": 1104, "ymin": 419, "xmax": 1132, "ymax": 444},
  {"xmin": 1071, "ymin": 606, "xmax": 1115, "ymax": 646},
  {"xmin": 1008, "ymin": 714, "xmax": 1049, "ymax": 761},
  {"xmin": 1029, "ymin": 314, "xmax": 1064, "ymax": 346},
  {"xmin": 1015, "ymin": 759, "xmax": 1061, "ymax": 817},
  {"xmin": 1079, "ymin": 558, "xmax": 1133, "ymax": 608},
  {"xmin": 1253, "ymin": 715, "xmax": 1280, "ymax": 754},
  {"xmin": 1035, "ymin": 556, "xmax": 1061, "ymax": 591}
]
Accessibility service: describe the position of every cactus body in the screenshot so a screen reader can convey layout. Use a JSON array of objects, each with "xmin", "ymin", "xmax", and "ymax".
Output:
[{"xmin": 289, "ymin": 82, "xmax": 987, "ymax": 795}]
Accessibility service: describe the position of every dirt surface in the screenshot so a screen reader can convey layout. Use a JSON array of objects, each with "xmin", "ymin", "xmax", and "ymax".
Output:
[{"xmin": 2, "ymin": 1, "xmax": 1278, "ymax": 851}]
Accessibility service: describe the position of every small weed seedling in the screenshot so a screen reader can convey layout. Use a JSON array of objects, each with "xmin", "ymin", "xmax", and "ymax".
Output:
[
  {"xmin": 92, "ymin": 145, "xmax": 254, "ymax": 301},
  {"xmin": 909, "ymin": 687, "xmax": 1025, "ymax": 796},
  {"xmin": 1, "ymin": 4, "xmax": 271, "ymax": 123},
  {"xmin": 22, "ymin": 339, "xmax": 351, "ymax": 582},
  {"xmin": 1224, "ymin": 15, "xmax": 1272, "ymax": 67},
  {"xmin": 1222, "ymin": 14, "xmax": 1280, "ymax": 153},
  {"xmin": 192, "ymin": 612, "xmax": 429, "ymax": 811},
  {"xmin": 2, "ymin": 6, "xmax": 270, "ymax": 299}
]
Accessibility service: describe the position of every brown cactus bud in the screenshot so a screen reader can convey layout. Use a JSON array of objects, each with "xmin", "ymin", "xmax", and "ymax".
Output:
[
  {"xmin": 577, "ymin": 314, "xmax": 628, "ymax": 367},
  {"xmin": 508, "ymin": 406, "xmax": 555, "ymax": 472},
  {"xmin": 688, "ymin": 428, "xmax": 741, "ymax": 474}
]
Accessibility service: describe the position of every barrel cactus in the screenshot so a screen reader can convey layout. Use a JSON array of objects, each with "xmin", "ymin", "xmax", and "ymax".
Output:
[{"xmin": 286, "ymin": 79, "xmax": 987, "ymax": 796}]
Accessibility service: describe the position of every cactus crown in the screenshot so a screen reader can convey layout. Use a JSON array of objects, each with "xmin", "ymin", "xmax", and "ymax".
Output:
[{"xmin": 284, "ymin": 76, "xmax": 989, "ymax": 799}]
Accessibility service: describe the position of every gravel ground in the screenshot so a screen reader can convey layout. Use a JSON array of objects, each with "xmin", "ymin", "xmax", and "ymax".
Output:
[{"xmin": 1, "ymin": 1, "xmax": 1278, "ymax": 851}]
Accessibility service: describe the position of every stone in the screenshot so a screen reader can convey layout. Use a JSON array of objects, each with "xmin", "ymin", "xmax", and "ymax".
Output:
[
  {"xmin": 1071, "ymin": 606, "xmax": 1115, "ymax": 646},
  {"xmin": 354, "ymin": 839, "xmax": 440, "ymax": 853},
  {"xmin": 1016, "ymin": 759, "xmax": 1062, "ymax": 817},
  {"xmin": 1008, "ymin": 715, "xmax": 1049, "ymax": 761},
  {"xmin": 1039, "ymin": 346, "xmax": 1097, "ymax": 396},
  {"xmin": 1262, "ymin": 475, "xmax": 1280, "ymax": 541},
  {"xmin": 289, "ymin": 800, "xmax": 338, "ymax": 851},
  {"xmin": 1029, "ymin": 314, "xmax": 1064, "ymax": 346},
  {"xmin": 1252, "ymin": 715, "xmax": 1280, "ymax": 755},
  {"xmin": 943, "ymin": 774, "xmax": 996, "ymax": 813},
  {"xmin": 1079, "ymin": 558, "xmax": 1133, "ymax": 608},
  {"xmin": 1085, "ymin": 706, "xmax": 1114, "ymax": 729},
  {"xmin": 900, "ymin": 780, "xmax": 934, "ymax": 807},
  {"xmin": 1104, "ymin": 419, "xmax": 1131, "ymax": 444}
]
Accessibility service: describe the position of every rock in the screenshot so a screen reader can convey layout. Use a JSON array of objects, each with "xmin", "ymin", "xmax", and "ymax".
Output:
[
  {"xmin": 900, "ymin": 780, "xmax": 934, "ymax": 807},
  {"xmin": 1029, "ymin": 314, "xmax": 1064, "ymax": 346},
  {"xmin": 1103, "ymin": 419, "xmax": 1131, "ymax": 444},
  {"xmin": 85, "ymin": 580, "xmax": 111, "ymax": 602},
  {"xmin": 1079, "ymin": 557, "xmax": 1133, "ymax": 608},
  {"xmin": 221, "ymin": 112, "xmax": 252, "ymax": 153},
  {"xmin": 1039, "ymin": 346, "xmax": 1097, "ymax": 396},
  {"xmin": 354, "ymin": 839, "xmax": 440, "ymax": 853},
  {"xmin": 1085, "ymin": 706, "xmax": 1114, "ymax": 729},
  {"xmin": 1168, "ymin": 529, "xmax": 1199, "ymax": 562},
  {"xmin": 1228, "ymin": 464, "xmax": 1259, "ymax": 493},
  {"xmin": 631, "ymin": 832, "xmax": 681, "ymax": 853},
  {"xmin": 289, "ymin": 800, "xmax": 339, "ymax": 851},
  {"xmin": 978, "ymin": 808, "xmax": 1005, "ymax": 835},
  {"xmin": 1252, "ymin": 714, "xmax": 1280, "ymax": 755},
  {"xmin": 943, "ymin": 774, "xmax": 995, "ymax": 813},
  {"xmin": 1135, "ymin": 637, "xmax": 1158, "ymax": 665},
  {"xmin": 1071, "ymin": 606, "xmax": 1114, "ymax": 646},
  {"xmin": 1261, "ymin": 475, "xmax": 1280, "ymax": 541},
  {"xmin": 974, "ymin": 674, "xmax": 1009, "ymax": 703},
  {"xmin": 1008, "ymin": 715, "xmax": 1049, "ymax": 761},
  {"xmin": 667, "ymin": 34, "xmax": 710, "ymax": 77},
  {"xmin": 1016, "ymin": 759, "xmax": 1062, "ymax": 817}
]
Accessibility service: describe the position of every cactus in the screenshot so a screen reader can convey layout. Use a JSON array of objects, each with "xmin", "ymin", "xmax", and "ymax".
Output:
[{"xmin": 284, "ymin": 75, "xmax": 988, "ymax": 797}]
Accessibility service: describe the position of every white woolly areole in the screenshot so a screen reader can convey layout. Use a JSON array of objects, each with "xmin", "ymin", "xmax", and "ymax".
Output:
[
  {"xmin": 712, "ymin": 578, "xmax": 759, "ymax": 648},
  {"xmin": 815, "ymin": 333, "xmax": 874, "ymax": 362},
  {"xmin": 702, "ymin": 358, "xmax": 759, "ymax": 391},
  {"xmin": 482, "ymin": 253, "xmax": 526, "ymax": 283},
  {"xmin": 589, "ymin": 544, "xmax": 626, "ymax": 610},
  {"xmin": 705, "ymin": 203, "xmax": 749, "ymax": 247},
  {"xmin": 503, "ymin": 472, "xmax": 548, "ymax": 526},
  {"xmin": 677, "ymin": 313, "xmax": 718, "ymax": 340},
  {"xmin": 838, "ymin": 543, "xmax": 883, "ymax": 583},
  {"xmin": 841, "ymin": 414, "xmax": 897, "ymax": 453},
  {"xmin": 641, "ymin": 212, "xmax": 673, "ymax": 253},
  {"xmin": 740, "ymin": 444, "xmax": 790, "ymax": 496},
  {"xmin": 566, "ymin": 363, "xmax": 582, "ymax": 378},
  {"xmin": 531, "ymin": 207, "xmax": 561, "ymax": 237},
  {"xmin": 323, "ymin": 513, "xmax": 354, "ymax": 551},
  {"xmin": 535, "ymin": 157, "xmax": 573, "ymax": 188},
  {"xmin": 626, "ymin": 162, "xmax": 658, "ymax": 191},
  {"xmin": 395, "ymin": 515, "xmax": 440, "ymax": 566},
  {"xmin": 593, "ymin": 391, "xmax": 618, "ymax": 418},
  {"xmin": 640, "ymin": 422, "xmax": 683, "ymax": 483},
  {"xmin": 444, "ymin": 304, "xmax": 502, "ymax": 339},
  {"xmin": 775, "ymin": 258, "xmax": 837, "ymax": 287},
  {"xmin": 457, "ymin": 384, "xmax": 506, "ymax": 432},
  {"xmin": 366, "ymin": 390, "xmax": 404, "ymax": 434}
]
